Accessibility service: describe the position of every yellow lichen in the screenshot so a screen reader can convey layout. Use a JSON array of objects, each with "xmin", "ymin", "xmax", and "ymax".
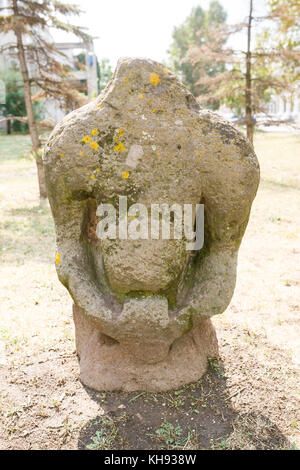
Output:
[
  {"xmin": 150, "ymin": 73, "xmax": 160, "ymax": 86},
  {"xmin": 90, "ymin": 141, "xmax": 99, "ymax": 151},
  {"xmin": 55, "ymin": 253, "xmax": 62, "ymax": 266},
  {"xmin": 114, "ymin": 142, "xmax": 125, "ymax": 152}
]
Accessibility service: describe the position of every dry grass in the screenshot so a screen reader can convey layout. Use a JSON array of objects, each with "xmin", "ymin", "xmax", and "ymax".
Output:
[
  {"xmin": 0, "ymin": 131, "xmax": 299, "ymax": 450},
  {"xmin": 212, "ymin": 130, "xmax": 300, "ymax": 448}
]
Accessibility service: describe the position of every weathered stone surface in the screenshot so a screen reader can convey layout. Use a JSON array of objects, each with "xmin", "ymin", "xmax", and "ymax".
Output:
[
  {"xmin": 73, "ymin": 304, "xmax": 218, "ymax": 392},
  {"xmin": 44, "ymin": 57, "xmax": 259, "ymax": 391}
]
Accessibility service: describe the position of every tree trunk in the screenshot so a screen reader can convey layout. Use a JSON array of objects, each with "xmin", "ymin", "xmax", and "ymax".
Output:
[
  {"xmin": 7, "ymin": 118, "xmax": 11, "ymax": 135},
  {"xmin": 12, "ymin": 0, "xmax": 47, "ymax": 199},
  {"xmin": 245, "ymin": 0, "xmax": 254, "ymax": 145}
]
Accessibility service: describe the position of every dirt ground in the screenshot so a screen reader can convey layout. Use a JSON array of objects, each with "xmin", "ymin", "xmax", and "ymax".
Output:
[{"xmin": 0, "ymin": 131, "xmax": 299, "ymax": 450}]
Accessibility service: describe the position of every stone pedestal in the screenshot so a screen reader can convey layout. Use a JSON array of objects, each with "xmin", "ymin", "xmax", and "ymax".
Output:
[{"xmin": 73, "ymin": 305, "xmax": 218, "ymax": 392}]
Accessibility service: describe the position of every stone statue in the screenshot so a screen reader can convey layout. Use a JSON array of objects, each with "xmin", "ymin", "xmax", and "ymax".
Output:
[{"xmin": 44, "ymin": 58, "xmax": 259, "ymax": 391}]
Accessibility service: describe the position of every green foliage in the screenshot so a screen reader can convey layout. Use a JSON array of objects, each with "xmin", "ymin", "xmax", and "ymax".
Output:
[
  {"xmin": 168, "ymin": 1, "xmax": 227, "ymax": 100},
  {"xmin": 269, "ymin": 0, "xmax": 300, "ymax": 31},
  {"xmin": 0, "ymin": 69, "xmax": 40, "ymax": 133},
  {"xmin": 0, "ymin": 1, "xmax": 92, "ymax": 111},
  {"xmin": 206, "ymin": 0, "xmax": 228, "ymax": 26},
  {"xmin": 0, "ymin": 69, "xmax": 26, "ymax": 133},
  {"xmin": 85, "ymin": 417, "xmax": 118, "ymax": 450},
  {"xmin": 155, "ymin": 421, "xmax": 184, "ymax": 448},
  {"xmin": 98, "ymin": 58, "xmax": 113, "ymax": 92},
  {"xmin": 76, "ymin": 52, "xmax": 86, "ymax": 67},
  {"xmin": 222, "ymin": 61, "xmax": 273, "ymax": 117},
  {"xmin": 75, "ymin": 54, "xmax": 112, "ymax": 94},
  {"xmin": 178, "ymin": 0, "xmax": 299, "ymax": 120},
  {"xmin": 249, "ymin": 0, "xmax": 300, "ymax": 115}
]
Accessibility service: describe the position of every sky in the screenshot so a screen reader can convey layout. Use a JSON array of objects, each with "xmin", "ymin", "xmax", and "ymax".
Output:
[
  {"xmin": 57, "ymin": 0, "xmax": 266, "ymax": 69},
  {"xmin": 54, "ymin": 0, "xmax": 264, "ymax": 68}
]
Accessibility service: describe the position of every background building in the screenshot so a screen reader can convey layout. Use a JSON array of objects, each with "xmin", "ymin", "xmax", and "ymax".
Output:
[{"xmin": 0, "ymin": 0, "xmax": 98, "ymax": 128}]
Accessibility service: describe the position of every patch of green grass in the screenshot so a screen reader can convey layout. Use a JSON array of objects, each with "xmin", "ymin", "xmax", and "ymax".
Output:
[
  {"xmin": 52, "ymin": 399, "xmax": 62, "ymax": 411},
  {"xmin": 95, "ymin": 392, "xmax": 107, "ymax": 404},
  {"xmin": 269, "ymin": 215, "xmax": 282, "ymax": 223},
  {"xmin": 0, "ymin": 134, "xmax": 32, "ymax": 162},
  {"xmin": 0, "ymin": 327, "xmax": 21, "ymax": 346},
  {"xmin": 208, "ymin": 357, "xmax": 225, "ymax": 377},
  {"xmin": 153, "ymin": 421, "xmax": 185, "ymax": 449},
  {"xmin": 86, "ymin": 417, "xmax": 119, "ymax": 450},
  {"xmin": 211, "ymin": 439, "xmax": 230, "ymax": 450},
  {"xmin": 0, "ymin": 204, "xmax": 55, "ymax": 262},
  {"xmin": 166, "ymin": 391, "xmax": 185, "ymax": 410},
  {"xmin": 190, "ymin": 395, "xmax": 208, "ymax": 412}
]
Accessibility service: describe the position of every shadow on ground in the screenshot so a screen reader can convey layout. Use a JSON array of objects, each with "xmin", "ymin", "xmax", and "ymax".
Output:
[{"xmin": 77, "ymin": 360, "xmax": 293, "ymax": 450}]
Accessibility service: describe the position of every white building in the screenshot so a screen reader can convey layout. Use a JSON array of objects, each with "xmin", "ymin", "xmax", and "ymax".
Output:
[
  {"xmin": 0, "ymin": 0, "xmax": 98, "ymax": 125},
  {"xmin": 266, "ymin": 88, "xmax": 300, "ymax": 122}
]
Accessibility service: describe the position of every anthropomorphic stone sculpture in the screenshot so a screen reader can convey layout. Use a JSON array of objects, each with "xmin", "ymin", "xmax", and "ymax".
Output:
[{"xmin": 44, "ymin": 58, "xmax": 259, "ymax": 391}]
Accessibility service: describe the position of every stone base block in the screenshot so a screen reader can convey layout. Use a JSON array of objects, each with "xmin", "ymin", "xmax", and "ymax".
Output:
[{"xmin": 73, "ymin": 304, "xmax": 219, "ymax": 392}]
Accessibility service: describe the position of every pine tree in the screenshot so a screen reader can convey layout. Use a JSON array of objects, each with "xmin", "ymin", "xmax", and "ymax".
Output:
[
  {"xmin": 168, "ymin": 1, "xmax": 227, "ymax": 101},
  {"xmin": 0, "ymin": 0, "xmax": 92, "ymax": 199},
  {"xmin": 184, "ymin": 0, "xmax": 300, "ymax": 144}
]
